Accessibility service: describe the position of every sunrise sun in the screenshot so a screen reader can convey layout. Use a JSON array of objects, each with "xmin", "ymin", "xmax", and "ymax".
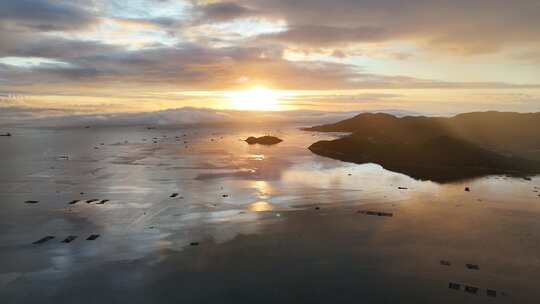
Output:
[{"xmin": 225, "ymin": 86, "xmax": 286, "ymax": 111}]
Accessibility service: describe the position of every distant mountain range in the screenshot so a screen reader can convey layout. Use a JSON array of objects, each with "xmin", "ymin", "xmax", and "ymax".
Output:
[
  {"xmin": 305, "ymin": 111, "xmax": 540, "ymax": 182},
  {"xmin": 1, "ymin": 105, "xmax": 424, "ymax": 127}
]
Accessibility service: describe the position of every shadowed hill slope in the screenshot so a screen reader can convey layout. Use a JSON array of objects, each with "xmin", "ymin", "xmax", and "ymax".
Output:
[{"xmin": 306, "ymin": 112, "xmax": 540, "ymax": 182}]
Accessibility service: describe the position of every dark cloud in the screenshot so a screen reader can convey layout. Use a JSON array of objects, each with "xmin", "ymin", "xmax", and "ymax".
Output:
[
  {"xmin": 2, "ymin": 43, "xmax": 365, "ymax": 90},
  {"xmin": 0, "ymin": 35, "xmax": 120, "ymax": 59},
  {"xmin": 224, "ymin": 0, "xmax": 540, "ymax": 54},
  {"xmin": 195, "ymin": 2, "xmax": 257, "ymax": 22},
  {"xmin": 0, "ymin": 0, "xmax": 97, "ymax": 31},
  {"xmin": 2, "ymin": 41, "xmax": 539, "ymax": 96},
  {"xmin": 259, "ymin": 25, "xmax": 388, "ymax": 47}
]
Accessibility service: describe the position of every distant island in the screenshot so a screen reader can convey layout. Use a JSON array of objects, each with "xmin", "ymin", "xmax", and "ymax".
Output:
[
  {"xmin": 305, "ymin": 112, "xmax": 540, "ymax": 182},
  {"xmin": 245, "ymin": 136, "xmax": 283, "ymax": 145}
]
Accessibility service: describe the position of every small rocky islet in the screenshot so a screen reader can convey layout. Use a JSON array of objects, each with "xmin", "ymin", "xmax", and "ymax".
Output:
[{"xmin": 244, "ymin": 135, "xmax": 283, "ymax": 145}]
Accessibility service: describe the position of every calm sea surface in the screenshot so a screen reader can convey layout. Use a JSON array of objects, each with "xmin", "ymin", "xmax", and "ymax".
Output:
[{"xmin": 1, "ymin": 124, "xmax": 539, "ymax": 303}]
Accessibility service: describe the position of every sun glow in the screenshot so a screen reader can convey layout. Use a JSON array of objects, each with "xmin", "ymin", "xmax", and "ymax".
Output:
[{"xmin": 225, "ymin": 86, "xmax": 287, "ymax": 111}]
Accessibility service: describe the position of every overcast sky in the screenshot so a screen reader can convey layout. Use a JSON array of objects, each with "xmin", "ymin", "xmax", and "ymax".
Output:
[{"xmin": 1, "ymin": 0, "xmax": 540, "ymax": 119}]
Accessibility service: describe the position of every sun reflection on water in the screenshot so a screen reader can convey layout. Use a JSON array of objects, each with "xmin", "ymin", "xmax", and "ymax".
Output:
[
  {"xmin": 249, "ymin": 154, "xmax": 266, "ymax": 161},
  {"xmin": 252, "ymin": 180, "xmax": 272, "ymax": 199},
  {"xmin": 248, "ymin": 201, "xmax": 274, "ymax": 212}
]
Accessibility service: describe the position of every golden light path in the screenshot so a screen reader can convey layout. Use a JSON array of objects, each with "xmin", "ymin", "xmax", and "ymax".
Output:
[
  {"xmin": 224, "ymin": 86, "xmax": 290, "ymax": 111},
  {"xmin": 248, "ymin": 201, "xmax": 274, "ymax": 212}
]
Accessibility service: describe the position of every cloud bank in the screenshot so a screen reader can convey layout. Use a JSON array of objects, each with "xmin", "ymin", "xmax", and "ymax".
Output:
[
  {"xmin": 0, "ymin": 0, "xmax": 539, "ymax": 117},
  {"xmin": 1, "ymin": 107, "xmax": 424, "ymax": 127}
]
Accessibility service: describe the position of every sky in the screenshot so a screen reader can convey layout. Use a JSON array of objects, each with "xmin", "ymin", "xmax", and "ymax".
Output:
[{"xmin": 1, "ymin": 0, "xmax": 540, "ymax": 121}]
